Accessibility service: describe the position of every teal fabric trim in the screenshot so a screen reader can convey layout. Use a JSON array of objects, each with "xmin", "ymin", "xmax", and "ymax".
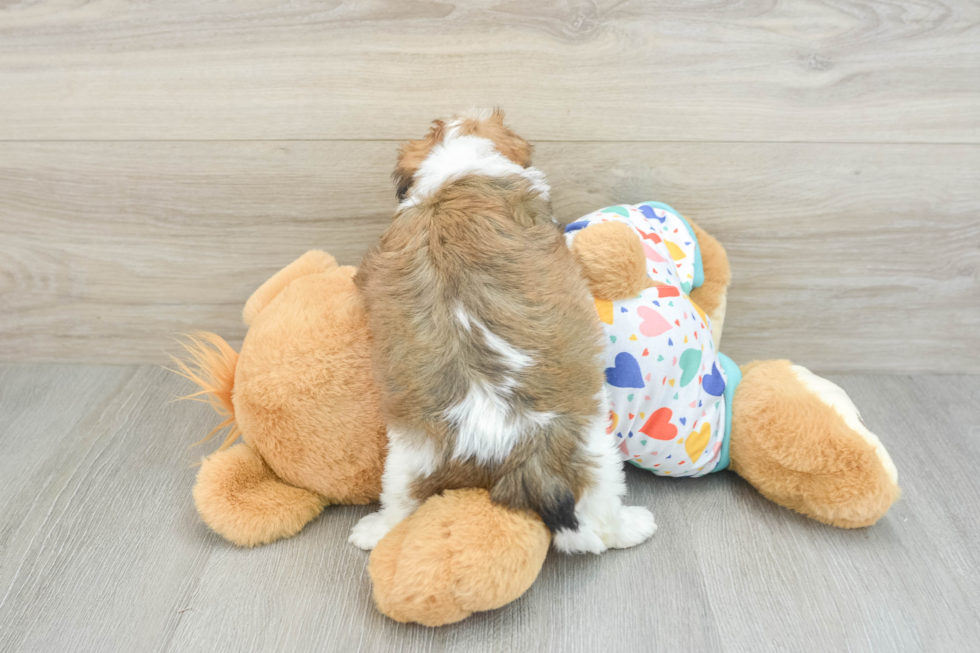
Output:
[
  {"xmin": 640, "ymin": 201, "xmax": 704, "ymax": 290},
  {"xmin": 713, "ymin": 352, "xmax": 742, "ymax": 473}
]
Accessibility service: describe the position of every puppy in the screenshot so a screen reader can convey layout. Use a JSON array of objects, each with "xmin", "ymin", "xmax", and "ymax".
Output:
[{"xmin": 350, "ymin": 109, "xmax": 656, "ymax": 554}]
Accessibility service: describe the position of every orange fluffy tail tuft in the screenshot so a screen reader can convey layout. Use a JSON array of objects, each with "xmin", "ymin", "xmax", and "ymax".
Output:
[{"xmin": 170, "ymin": 332, "xmax": 241, "ymax": 451}]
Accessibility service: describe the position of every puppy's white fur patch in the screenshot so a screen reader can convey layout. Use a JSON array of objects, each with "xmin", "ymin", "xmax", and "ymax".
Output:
[
  {"xmin": 447, "ymin": 309, "xmax": 554, "ymax": 464},
  {"xmin": 349, "ymin": 427, "xmax": 438, "ymax": 550},
  {"xmin": 790, "ymin": 365, "xmax": 898, "ymax": 484},
  {"xmin": 453, "ymin": 302, "xmax": 472, "ymax": 332},
  {"xmin": 402, "ymin": 134, "xmax": 550, "ymax": 206},
  {"xmin": 476, "ymin": 317, "xmax": 534, "ymax": 378},
  {"xmin": 448, "ymin": 380, "xmax": 523, "ymax": 464},
  {"xmin": 553, "ymin": 392, "xmax": 657, "ymax": 554}
]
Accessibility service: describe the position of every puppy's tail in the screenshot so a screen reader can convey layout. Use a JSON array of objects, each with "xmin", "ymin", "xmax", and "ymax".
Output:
[{"xmin": 491, "ymin": 458, "xmax": 578, "ymax": 533}]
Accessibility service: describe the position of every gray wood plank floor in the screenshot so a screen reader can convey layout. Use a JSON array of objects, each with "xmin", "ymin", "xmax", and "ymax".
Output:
[{"xmin": 1, "ymin": 365, "xmax": 977, "ymax": 652}]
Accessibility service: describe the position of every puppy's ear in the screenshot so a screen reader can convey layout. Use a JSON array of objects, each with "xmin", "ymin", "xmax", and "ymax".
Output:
[
  {"xmin": 490, "ymin": 107, "xmax": 532, "ymax": 168},
  {"xmin": 394, "ymin": 173, "xmax": 412, "ymax": 202},
  {"xmin": 393, "ymin": 119, "xmax": 446, "ymax": 201}
]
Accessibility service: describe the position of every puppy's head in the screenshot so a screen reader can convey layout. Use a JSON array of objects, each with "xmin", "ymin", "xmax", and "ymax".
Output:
[{"xmin": 393, "ymin": 108, "xmax": 533, "ymax": 201}]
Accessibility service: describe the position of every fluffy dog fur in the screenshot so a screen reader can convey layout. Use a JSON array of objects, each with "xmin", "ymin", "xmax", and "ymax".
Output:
[{"xmin": 352, "ymin": 110, "xmax": 655, "ymax": 553}]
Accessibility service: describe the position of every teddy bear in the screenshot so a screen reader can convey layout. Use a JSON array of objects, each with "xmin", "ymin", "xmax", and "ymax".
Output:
[
  {"xmin": 175, "ymin": 206, "xmax": 899, "ymax": 627},
  {"xmin": 563, "ymin": 201, "xmax": 899, "ymax": 515}
]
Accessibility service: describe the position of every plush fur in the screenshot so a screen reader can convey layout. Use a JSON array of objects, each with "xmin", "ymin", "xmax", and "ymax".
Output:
[
  {"xmin": 571, "ymin": 220, "xmax": 898, "ymax": 528},
  {"xmin": 172, "ymin": 331, "xmax": 241, "ymax": 450},
  {"xmin": 177, "ymin": 251, "xmax": 387, "ymax": 546},
  {"xmin": 369, "ymin": 488, "xmax": 550, "ymax": 626},
  {"xmin": 353, "ymin": 111, "xmax": 653, "ymax": 553},
  {"xmin": 571, "ymin": 220, "xmax": 658, "ymax": 301},
  {"xmin": 233, "ymin": 263, "xmax": 385, "ymax": 501},
  {"xmin": 242, "ymin": 250, "xmax": 338, "ymax": 326},
  {"xmin": 728, "ymin": 360, "xmax": 899, "ymax": 528},
  {"xmin": 194, "ymin": 443, "xmax": 327, "ymax": 547},
  {"xmin": 567, "ymin": 217, "xmax": 730, "ymax": 345}
]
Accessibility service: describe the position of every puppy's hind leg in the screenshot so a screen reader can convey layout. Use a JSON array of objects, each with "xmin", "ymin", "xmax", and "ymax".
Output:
[
  {"xmin": 552, "ymin": 413, "xmax": 657, "ymax": 555},
  {"xmin": 349, "ymin": 428, "xmax": 438, "ymax": 550}
]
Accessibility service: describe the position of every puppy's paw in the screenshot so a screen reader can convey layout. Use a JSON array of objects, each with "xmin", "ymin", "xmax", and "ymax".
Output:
[
  {"xmin": 350, "ymin": 511, "xmax": 397, "ymax": 550},
  {"xmin": 609, "ymin": 506, "xmax": 657, "ymax": 549},
  {"xmin": 553, "ymin": 525, "xmax": 607, "ymax": 555}
]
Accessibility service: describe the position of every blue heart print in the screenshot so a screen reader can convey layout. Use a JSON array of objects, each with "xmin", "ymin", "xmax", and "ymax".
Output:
[
  {"xmin": 564, "ymin": 220, "xmax": 590, "ymax": 233},
  {"xmin": 702, "ymin": 362, "xmax": 726, "ymax": 396},
  {"xmin": 638, "ymin": 204, "xmax": 667, "ymax": 223},
  {"xmin": 605, "ymin": 352, "xmax": 645, "ymax": 388}
]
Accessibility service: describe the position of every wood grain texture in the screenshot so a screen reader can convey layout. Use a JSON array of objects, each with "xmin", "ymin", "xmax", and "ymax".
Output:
[
  {"xmin": 0, "ymin": 0, "xmax": 978, "ymax": 142},
  {"xmin": 1, "ymin": 141, "xmax": 977, "ymax": 371},
  {"xmin": 0, "ymin": 366, "xmax": 218, "ymax": 652},
  {"xmin": 1, "ymin": 365, "xmax": 979, "ymax": 652}
]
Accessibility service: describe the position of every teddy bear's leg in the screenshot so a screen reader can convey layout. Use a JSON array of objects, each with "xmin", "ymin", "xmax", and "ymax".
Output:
[
  {"xmin": 242, "ymin": 250, "xmax": 338, "ymax": 326},
  {"xmin": 368, "ymin": 489, "xmax": 550, "ymax": 627},
  {"xmin": 727, "ymin": 360, "xmax": 899, "ymax": 528},
  {"xmin": 194, "ymin": 442, "xmax": 328, "ymax": 546},
  {"xmin": 571, "ymin": 219, "xmax": 731, "ymax": 348},
  {"xmin": 571, "ymin": 221, "xmax": 656, "ymax": 301},
  {"xmin": 685, "ymin": 220, "xmax": 731, "ymax": 347}
]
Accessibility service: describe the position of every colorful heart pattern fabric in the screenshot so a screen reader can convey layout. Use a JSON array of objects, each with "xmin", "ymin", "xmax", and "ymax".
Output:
[{"xmin": 565, "ymin": 202, "xmax": 730, "ymax": 477}]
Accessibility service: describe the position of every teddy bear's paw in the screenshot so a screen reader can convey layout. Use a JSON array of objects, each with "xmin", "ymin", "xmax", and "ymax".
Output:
[
  {"xmin": 350, "ymin": 511, "xmax": 400, "ymax": 550},
  {"xmin": 607, "ymin": 505, "xmax": 657, "ymax": 549},
  {"xmin": 369, "ymin": 489, "xmax": 551, "ymax": 626},
  {"xmin": 552, "ymin": 525, "xmax": 607, "ymax": 555}
]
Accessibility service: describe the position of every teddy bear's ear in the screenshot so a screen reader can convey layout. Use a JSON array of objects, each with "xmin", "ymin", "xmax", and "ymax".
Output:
[
  {"xmin": 572, "ymin": 221, "xmax": 655, "ymax": 301},
  {"xmin": 393, "ymin": 119, "xmax": 446, "ymax": 201},
  {"xmin": 243, "ymin": 250, "xmax": 337, "ymax": 326}
]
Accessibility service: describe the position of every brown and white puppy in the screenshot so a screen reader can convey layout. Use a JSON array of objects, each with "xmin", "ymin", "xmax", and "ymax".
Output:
[{"xmin": 350, "ymin": 109, "xmax": 655, "ymax": 554}]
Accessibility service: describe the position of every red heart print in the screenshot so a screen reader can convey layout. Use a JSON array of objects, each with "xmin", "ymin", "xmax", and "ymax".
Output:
[
  {"xmin": 639, "ymin": 407, "xmax": 677, "ymax": 441},
  {"xmin": 636, "ymin": 228, "xmax": 662, "ymax": 244}
]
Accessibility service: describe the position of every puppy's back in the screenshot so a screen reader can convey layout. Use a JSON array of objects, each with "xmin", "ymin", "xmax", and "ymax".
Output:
[{"xmin": 358, "ymin": 174, "xmax": 604, "ymax": 531}]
